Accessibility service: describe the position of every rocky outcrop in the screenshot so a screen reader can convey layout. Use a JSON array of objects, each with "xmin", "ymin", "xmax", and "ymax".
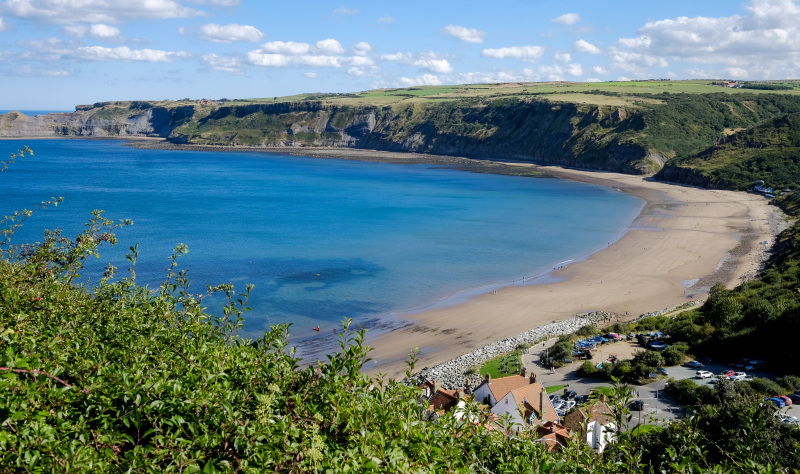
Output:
[{"xmin": 0, "ymin": 105, "xmax": 196, "ymax": 138}]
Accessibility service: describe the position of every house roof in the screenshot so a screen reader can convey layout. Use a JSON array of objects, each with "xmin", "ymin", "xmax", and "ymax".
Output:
[
  {"xmin": 534, "ymin": 421, "xmax": 572, "ymax": 451},
  {"xmin": 428, "ymin": 389, "xmax": 459, "ymax": 412},
  {"xmin": 507, "ymin": 383, "xmax": 559, "ymax": 424},
  {"xmin": 563, "ymin": 401, "xmax": 615, "ymax": 433},
  {"xmin": 476, "ymin": 374, "xmax": 532, "ymax": 403}
]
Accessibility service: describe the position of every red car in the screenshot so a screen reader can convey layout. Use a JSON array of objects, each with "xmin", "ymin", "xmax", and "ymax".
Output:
[
  {"xmin": 720, "ymin": 369, "xmax": 735, "ymax": 377},
  {"xmin": 776, "ymin": 395, "xmax": 793, "ymax": 406}
]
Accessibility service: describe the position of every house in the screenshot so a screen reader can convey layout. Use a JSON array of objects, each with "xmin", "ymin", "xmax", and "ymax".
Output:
[
  {"xmin": 472, "ymin": 371, "xmax": 558, "ymax": 431},
  {"xmin": 533, "ymin": 421, "xmax": 572, "ymax": 452},
  {"xmin": 562, "ymin": 398, "xmax": 616, "ymax": 452},
  {"xmin": 418, "ymin": 380, "xmax": 463, "ymax": 412}
]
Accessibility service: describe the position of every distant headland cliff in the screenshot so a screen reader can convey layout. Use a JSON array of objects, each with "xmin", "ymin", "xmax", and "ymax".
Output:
[{"xmin": 3, "ymin": 82, "xmax": 800, "ymax": 188}]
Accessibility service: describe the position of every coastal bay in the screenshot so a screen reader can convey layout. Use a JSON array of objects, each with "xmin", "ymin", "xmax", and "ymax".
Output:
[
  {"xmin": 143, "ymin": 143, "xmax": 782, "ymax": 377},
  {"xmin": 358, "ymin": 163, "xmax": 784, "ymax": 379}
]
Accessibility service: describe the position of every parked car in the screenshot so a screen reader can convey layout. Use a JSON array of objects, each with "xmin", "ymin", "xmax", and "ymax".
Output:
[
  {"xmin": 549, "ymin": 394, "xmax": 562, "ymax": 403},
  {"xmin": 731, "ymin": 372, "xmax": 748, "ymax": 381},
  {"xmin": 776, "ymin": 395, "xmax": 793, "ymax": 406},
  {"xmin": 738, "ymin": 375, "xmax": 754, "ymax": 382},
  {"xmin": 746, "ymin": 359, "xmax": 765, "ymax": 371},
  {"xmin": 765, "ymin": 397, "xmax": 785, "ymax": 408},
  {"xmin": 696, "ymin": 370, "xmax": 714, "ymax": 379},
  {"xmin": 563, "ymin": 390, "xmax": 577, "ymax": 400},
  {"xmin": 574, "ymin": 395, "xmax": 590, "ymax": 405},
  {"xmin": 736, "ymin": 359, "xmax": 751, "ymax": 369},
  {"xmin": 684, "ymin": 360, "xmax": 703, "ymax": 368},
  {"xmin": 720, "ymin": 369, "xmax": 735, "ymax": 377},
  {"xmin": 657, "ymin": 367, "xmax": 669, "ymax": 375},
  {"xmin": 697, "ymin": 357, "xmax": 712, "ymax": 365},
  {"xmin": 791, "ymin": 394, "xmax": 800, "ymax": 404},
  {"xmin": 629, "ymin": 400, "xmax": 644, "ymax": 411}
]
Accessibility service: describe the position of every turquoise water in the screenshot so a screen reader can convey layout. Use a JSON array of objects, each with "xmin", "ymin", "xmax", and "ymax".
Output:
[{"xmin": 1, "ymin": 139, "xmax": 642, "ymax": 340}]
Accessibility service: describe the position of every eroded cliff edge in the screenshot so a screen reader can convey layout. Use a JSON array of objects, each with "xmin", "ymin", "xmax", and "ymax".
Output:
[{"xmin": 5, "ymin": 92, "xmax": 800, "ymax": 176}]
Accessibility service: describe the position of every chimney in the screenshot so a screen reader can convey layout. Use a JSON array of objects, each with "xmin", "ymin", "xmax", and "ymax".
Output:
[
  {"xmin": 433, "ymin": 380, "xmax": 442, "ymax": 394},
  {"xmin": 530, "ymin": 372, "xmax": 537, "ymax": 384},
  {"xmin": 485, "ymin": 373, "xmax": 491, "ymax": 384},
  {"xmin": 540, "ymin": 385, "xmax": 549, "ymax": 421},
  {"xmin": 520, "ymin": 367, "xmax": 527, "ymax": 377},
  {"xmin": 456, "ymin": 389, "xmax": 463, "ymax": 401},
  {"xmin": 465, "ymin": 378, "xmax": 472, "ymax": 395}
]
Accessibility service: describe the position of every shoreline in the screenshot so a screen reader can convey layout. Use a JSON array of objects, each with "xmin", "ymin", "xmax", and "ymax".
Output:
[
  {"xmin": 126, "ymin": 142, "xmax": 787, "ymax": 379},
  {"xmin": 13, "ymin": 139, "xmax": 783, "ymax": 380},
  {"xmin": 362, "ymin": 166, "xmax": 787, "ymax": 380}
]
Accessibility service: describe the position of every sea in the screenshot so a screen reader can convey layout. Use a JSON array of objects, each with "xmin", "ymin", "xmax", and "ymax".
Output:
[{"xmin": 0, "ymin": 139, "xmax": 642, "ymax": 345}]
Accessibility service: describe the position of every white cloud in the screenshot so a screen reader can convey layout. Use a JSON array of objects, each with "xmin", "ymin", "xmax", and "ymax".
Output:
[
  {"xmin": 333, "ymin": 7, "xmax": 359, "ymax": 15},
  {"xmin": 398, "ymin": 74, "xmax": 442, "ymax": 86},
  {"xmin": 724, "ymin": 66, "xmax": 749, "ymax": 78},
  {"xmin": 2, "ymin": 0, "xmax": 203, "ymax": 24},
  {"xmin": 574, "ymin": 39, "xmax": 601, "ymax": 54},
  {"xmin": 316, "ymin": 38, "xmax": 344, "ymax": 54},
  {"xmin": 260, "ymin": 41, "xmax": 311, "ymax": 54},
  {"xmin": 481, "ymin": 45, "xmax": 545, "ymax": 60},
  {"xmin": 381, "ymin": 51, "xmax": 452, "ymax": 73},
  {"xmin": 89, "ymin": 23, "xmax": 121, "ymax": 39},
  {"xmin": 345, "ymin": 55, "xmax": 373, "ymax": 66},
  {"xmin": 442, "ymin": 24, "xmax": 486, "ymax": 43},
  {"xmin": 304, "ymin": 72, "xmax": 317, "ymax": 78},
  {"xmin": 592, "ymin": 65, "xmax": 608, "ymax": 75},
  {"xmin": 585, "ymin": 77, "xmax": 602, "ymax": 82},
  {"xmin": 612, "ymin": 0, "xmax": 800, "ymax": 78},
  {"xmin": 554, "ymin": 52, "xmax": 571, "ymax": 63},
  {"xmin": 567, "ymin": 63, "xmax": 583, "ymax": 76},
  {"xmin": 198, "ymin": 23, "xmax": 263, "ymax": 43},
  {"xmin": 376, "ymin": 16, "xmax": 394, "ymax": 23},
  {"xmin": 247, "ymin": 51, "xmax": 291, "ymax": 67},
  {"xmin": 298, "ymin": 54, "xmax": 340, "ymax": 68},
  {"xmin": 0, "ymin": 17, "xmax": 7, "ymax": 31},
  {"xmin": 75, "ymin": 46, "xmax": 189, "ymax": 62},
  {"xmin": 352, "ymin": 41, "xmax": 372, "ymax": 55},
  {"xmin": 348, "ymin": 67, "xmax": 365, "ymax": 76},
  {"xmin": 552, "ymin": 13, "xmax": 581, "ymax": 25},
  {"xmin": 201, "ymin": 53, "xmax": 244, "ymax": 73}
]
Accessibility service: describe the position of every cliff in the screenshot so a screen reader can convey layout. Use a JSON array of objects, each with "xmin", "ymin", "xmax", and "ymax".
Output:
[{"xmin": 5, "ymin": 90, "xmax": 800, "ymax": 176}]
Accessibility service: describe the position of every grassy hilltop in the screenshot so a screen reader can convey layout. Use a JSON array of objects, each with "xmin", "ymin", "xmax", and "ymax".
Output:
[{"xmin": 6, "ymin": 79, "xmax": 800, "ymax": 181}]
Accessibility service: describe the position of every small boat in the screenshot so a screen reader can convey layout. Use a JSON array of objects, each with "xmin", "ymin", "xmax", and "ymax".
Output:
[{"xmin": 312, "ymin": 326, "xmax": 320, "ymax": 332}]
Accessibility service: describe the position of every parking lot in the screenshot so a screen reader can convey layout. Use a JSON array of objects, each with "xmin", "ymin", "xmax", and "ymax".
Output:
[{"xmin": 525, "ymin": 338, "xmax": 798, "ymax": 429}]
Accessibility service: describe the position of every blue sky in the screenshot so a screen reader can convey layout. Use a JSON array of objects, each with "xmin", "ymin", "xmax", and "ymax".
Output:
[{"xmin": 1, "ymin": 0, "xmax": 798, "ymax": 109}]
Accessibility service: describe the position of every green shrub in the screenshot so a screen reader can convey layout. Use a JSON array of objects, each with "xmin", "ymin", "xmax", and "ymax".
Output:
[
  {"xmin": 776, "ymin": 375, "xmax": 800, "ymax": 391},
  {"xmin": 576, "ymin": 324, "xmax": 597, "ymax": 336},
  {"xmin": 577, "ymin": 360, "xmax": 598, "ymax": 377},
  {"xmin": 748, "ymin": 377, "xmax": 784, "ymax": 396}
]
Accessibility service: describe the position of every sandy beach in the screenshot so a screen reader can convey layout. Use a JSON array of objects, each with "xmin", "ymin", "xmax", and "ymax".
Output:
[
  {"xmin": 123, "ymin": 142, "xmax": 787, "ymax": 378},
  {"xmin": 361, "ymin": 164, "xmax": 786, "ymax": 380}
]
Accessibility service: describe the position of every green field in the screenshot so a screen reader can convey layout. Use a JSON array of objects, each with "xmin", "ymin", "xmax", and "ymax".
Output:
[{"xmin": 238, "ymin": 80, "xmax": 800, "ymax": 109}]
